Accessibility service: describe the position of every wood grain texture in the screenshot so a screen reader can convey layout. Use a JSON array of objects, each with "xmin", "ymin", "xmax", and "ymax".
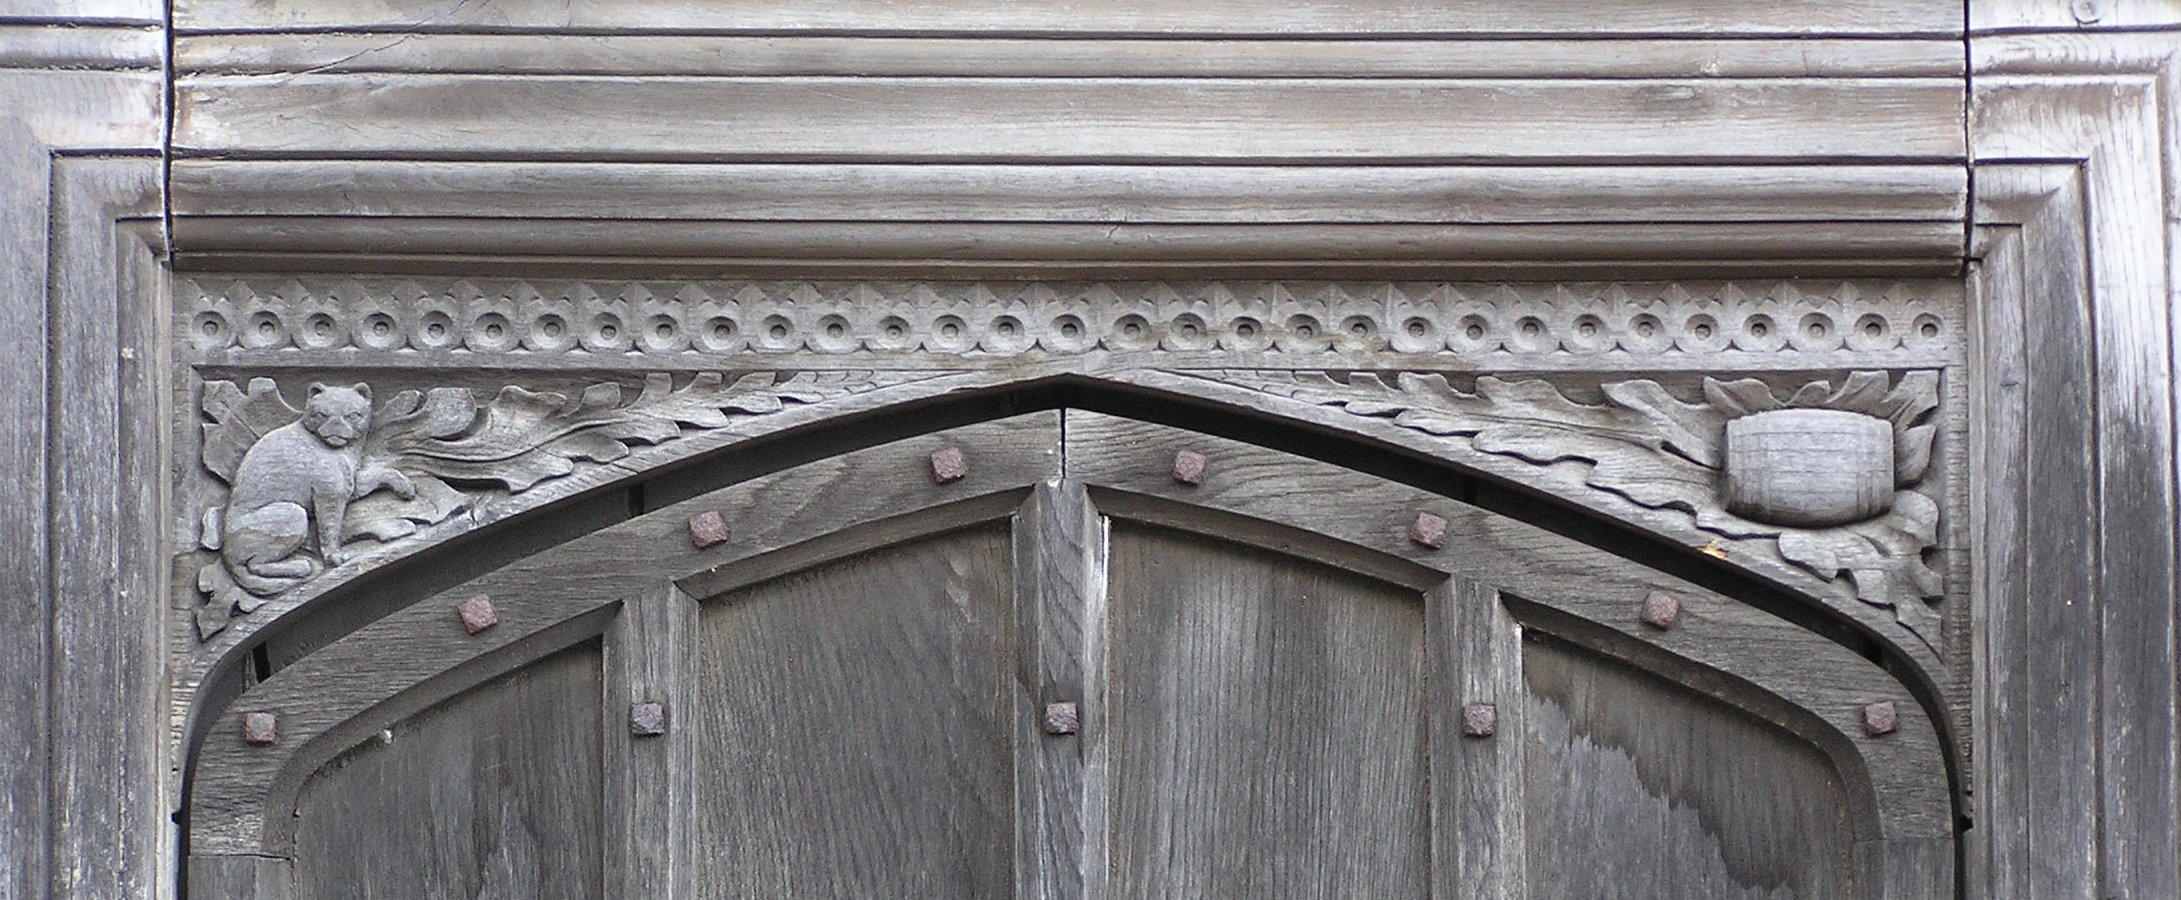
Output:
[
  {"xmin": 172, "ymin": 75, "xmax": 1967, "ymax": 163},
  {"xmin": 1013, "ymin": 482, "xmax": 1100, "ymax": 900},
  {"xmin": 188, "ymin": 413, "xmax": 1059, "ymax": 858},
  {"xmin": 1522, "ymin": 636, "xmax": 1856, "ymax": 899},
  {"xmin": 0, "ymin": 23, "xmax": 163, "ymax": 68},
  {"xmin": 1103, "ymin": 522, "xmax": 1429, "ymax": 898},
  {"xmin": 0, "ymin": 114, "xmax": 49, "ymax": 900},
  {"xmin": 1064, "ymin": 412, "xmax": 1953, "ymax": 850},
  {"xmin": 187, "ymin": 855, "xmax": 294, "ymax": 900},
  {"xmin": 172, "ymin": 34, "xmax": 1966, "ymax": 78},
  {"xmin": 171, "ymin": 0, "xmax": 1963, "ymax": 36},
  {"xmin": 601, "ymin": 583, "xmax": 697, "ymax": 898},
  {"xmin": 691, "ymin": 525, "xmax": 1018, "ymax": 898},
  {"xmin": 1976, "ymin": 67, "xmax": 2181, "ymax": 898},
  {"xmin": 1438, "ymin": 578, "xmax": 1526, "ymax": 899},
  {"xmin": 1972, "ymin": 0, "xmax": 2181, "ymax": 32},
  {"xmin": 168, "ymin": 160, "xmax": 1970, "ymax": 224},
  {"xmin": 161, "ymin": 219, "xmax": 1968, "ymax": 284},
  {"xmin": 292, "ymin": 644, "xmax": 605, "ymax": 900},
  {"xmin": 45, "ymin": 156, "xmax": 163, "ymax": 900},
  {"xmin": 1094, "ymin": 369, "xmax": 1955, "ymax": 691},
  {"xmin": 1968, "ymin": 169, "xmax": 2037, "ymax": 900}
]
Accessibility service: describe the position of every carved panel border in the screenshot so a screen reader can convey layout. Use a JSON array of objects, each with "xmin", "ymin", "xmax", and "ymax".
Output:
[{"xmin": 177, "ymin": 276, "xmax": 1960, "ymax": 369}]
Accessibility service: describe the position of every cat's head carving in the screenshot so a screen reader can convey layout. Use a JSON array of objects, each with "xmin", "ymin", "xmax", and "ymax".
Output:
[{"xmin": 301, "ymin": 382, "xmax": 374, "ymax": 448}]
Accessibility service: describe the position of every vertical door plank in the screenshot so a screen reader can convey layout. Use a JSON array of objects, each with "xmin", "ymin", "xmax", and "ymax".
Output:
[
  {"xmin": 690, "ymin": 525, "xmax": 1018, "ymax": 898},
  {"xmin": 1103, "ymin": 522, "xmax": 1429, "ymax": 898},
  {"xmin": 602, "ymin": 583, "xmax": 697, "ymax": 898},
  {"xmin": 1013, "ymin": 481, "xmax": 1101, "ymax": 900},
  {"xmin": 1435, "ymin": 578, "xmax": 1526, "ymax": 899}
]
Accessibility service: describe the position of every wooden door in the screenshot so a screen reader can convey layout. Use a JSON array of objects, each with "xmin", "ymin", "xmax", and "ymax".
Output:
[{"xmin": 189, "ymin": 410, "xmax": 1949, "ymax": 898}]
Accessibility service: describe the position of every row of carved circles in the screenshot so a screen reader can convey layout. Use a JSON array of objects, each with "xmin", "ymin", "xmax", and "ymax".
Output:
[{"xmin": 187, "ymin": 296, "xmax": 1953, "ymax": 356}]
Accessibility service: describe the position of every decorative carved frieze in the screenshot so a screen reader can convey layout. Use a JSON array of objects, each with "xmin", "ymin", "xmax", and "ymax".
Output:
[
  {"xmin": 1198, "ymin": 369, "xmax": 1946, "ymax": 647},
  {"xmin": 179, "ymin": 277, "xmax": 1956, "ymax": 362},
  {"xmin": 190, "ymin": 371, "xmax": 912, "ymax": 638},
  {"xmin": 174, "ymin": 275, "xmax": 1965, "ymax": 662}
]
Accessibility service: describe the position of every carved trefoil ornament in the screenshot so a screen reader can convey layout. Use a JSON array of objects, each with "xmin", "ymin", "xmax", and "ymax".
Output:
[
  {"xmin": 1210, "ymin": 369, "xmax": 1945, "ymax": 647},
  {"xmin": 190, "ymin": 371, "xmax": 904, "ymax": 638}
]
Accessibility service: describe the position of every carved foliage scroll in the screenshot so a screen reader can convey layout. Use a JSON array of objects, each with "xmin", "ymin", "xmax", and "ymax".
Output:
[
  {"xmin": 1206, "ymin": 369, "xmax": 1945, "ymax": 646},
  {"xmin": 191, "ymin": 371, "xmax": 903, "ymax": 638}
]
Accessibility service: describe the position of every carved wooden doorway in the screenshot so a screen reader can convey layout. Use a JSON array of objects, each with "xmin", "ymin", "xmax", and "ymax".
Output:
[{"xmin": 186, "ymin": 404, "xmax": 1951, "ymax": 899}]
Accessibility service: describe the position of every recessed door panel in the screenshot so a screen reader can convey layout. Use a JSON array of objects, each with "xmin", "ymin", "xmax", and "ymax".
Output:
[
  {"xmin": 1104, "ymin": 522, "xmax": 1430, "ymax": 898},
  {"xmin": 691, "ymin": 524, "xmax": 1017, "ymax": 899},
  {"xmin": 1522, "ymin": 636, "xmax": 1856, "ymax": 899},
  {"xmin": 292, "ymin": 644, "xmax": 605, "ymax": 900}
]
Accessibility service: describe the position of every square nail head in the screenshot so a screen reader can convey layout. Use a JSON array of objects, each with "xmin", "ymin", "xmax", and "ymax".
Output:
[
  {"xmin": 1410, "ymin": 511, "xmax": 1449, "ymax": 549},
  {"xmin": 1171, "ymin": 450, "xmax": 1209, "ymax": 486},
  {"xmin": 930, "ymin": 447, "xmax": 968, "ymax": 484},
  {"xmin": 457, "ymin": 595, "xmax": 498, "ymax": 635},
  {"xmin": 630, "ymin": 701, "xmax": 667, "ymax": 737},
  {"xmin": 1641, "ymin": 591, "xmax": 1681, "ymax": 630},
  {"xmin": 1860, "ymin": 701, "xmax": 1898, "ymax": 737},
  {"xmin": 243, "ymin": 711, "xmax": 278, "ymax": 746},
  {"xmin": 688, "ymin": 510, "xmax": 730, "ymax": 549},
  {"xmin": 1461, "ymin": 702, "xmax": 1497, "ymax": 738}
]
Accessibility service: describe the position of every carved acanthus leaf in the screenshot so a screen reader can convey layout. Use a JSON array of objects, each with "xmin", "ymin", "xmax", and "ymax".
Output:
[
  {"xmin": 192, "ymin": 370, "xmax": 916, "ymax": 639},
  {"xmin": 1200, "ymin": 369, "xmax": 1945, "ymax": 648},
  {"xmin": 367, "ymin": 371, "xmax": 879, "ymax": 493}
]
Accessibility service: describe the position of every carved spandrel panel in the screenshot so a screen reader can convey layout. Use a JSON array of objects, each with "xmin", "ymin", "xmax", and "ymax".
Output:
[{"xmin": 172, "ymin": 276, "xmax": 1966, "ymax": 677}]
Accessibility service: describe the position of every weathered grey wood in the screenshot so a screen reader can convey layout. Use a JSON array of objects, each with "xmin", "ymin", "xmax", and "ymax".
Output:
[
  {"xmin": 1437, "ymin": 578, "xmax": 1526, "ymax": 899},
  {"xmin": 172, "ymin": 75, "xmax": 1967, "ymax": 162},
  {"xmin": 1064, "ymin": 413, "xmax": 1953, "ymax": 850},
  {"xmin": 691, "ymin": 525, "xmax": 1019, "ymax": 898},
  {"xmin": 1968, "ymin": 168, "xmax": 2037, "ymax": 900},
  {"xmin": 187, "ymin": 855, "xmax": 294, "ymax": 900},
  {"xmin": 1972, "ymin": 0, "xmax": 2181, "ymax": 32},
  {"xmin": 600, "ymin": 583, "xmax": 697, "ymax": 899},
  {"xmin": 171, "ymin": 0, "xmax": 1964, "ymax": 36},
  {"xmin": 1976, "ymin": 63, "xmax": 2181, "ymax": 897},
  {"xmin": 46, "ymin": 156, "xmax": 163, "ymax": 900},
  {"xmin": 165, "ymin": 219, "xmax": 1969, "ymax": 278},
  {"xmin": 1012, "ymin": 482, "xmax": 1099, "ymax": 900},
  {"xmin": 0, "ymin": 113, "xmax": 50, "ymax": 900},
  {"xmin": 168, "ymin": 161, "xmax": 1969, "ymax": 225},
  {"xmin": 291, "ymin": 645, "xmax": 605, "ymax": 899},
  {"xmin": 0, "ymin": 23, "xmax": 163, "ymax": 69},
  {"xmin": 1521, "ymin": 636, "xmax": 1857, "ymax": 899},
  {"xmin": 1103, "ymin": 522, "xmax": 1429, "ymax": 898},
  {"xmin": 1098, "ymin": 369, "xmax": 1956, "ymax": 692},
  {"xmin": 173, "ymin": 34, "xmax": 1966, "ymax": 78},
  {"xmin": 0, "ymin": 0, "xmax": 159, "ymax": 22},
  {"xmin": 189, "ymin": 413, "xmax": 1062, "ymax": 857}
]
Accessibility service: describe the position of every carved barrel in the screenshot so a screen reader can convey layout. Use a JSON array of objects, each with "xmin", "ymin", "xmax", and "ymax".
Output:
[{"xmin": 1722, "ymin": 409, "xmax": 1894, "ymax": 528}]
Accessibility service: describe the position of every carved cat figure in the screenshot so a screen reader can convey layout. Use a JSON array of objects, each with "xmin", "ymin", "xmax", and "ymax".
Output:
[{"xmin": 220, "ymin": 383, "xmax": 415, "ymax": 595}]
